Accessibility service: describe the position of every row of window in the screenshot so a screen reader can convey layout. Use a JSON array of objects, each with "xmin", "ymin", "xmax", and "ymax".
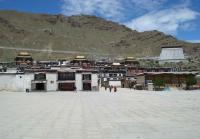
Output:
[
  {"xmin": 34, "ymin": 73, "xmax": 91, "ymax": 81},
  {"xmin": 103, "ymin": 77, "xmax": 121, "ymax": 81},
  {"xmin": 101, "ymin": 73, "xmax": 123, "ymax": 77}
]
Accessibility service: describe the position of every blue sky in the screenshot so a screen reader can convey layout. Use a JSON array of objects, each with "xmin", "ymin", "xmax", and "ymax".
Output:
[{"xmin": 0, "ymin": 0, "xmax": 200, "ymax": 42}]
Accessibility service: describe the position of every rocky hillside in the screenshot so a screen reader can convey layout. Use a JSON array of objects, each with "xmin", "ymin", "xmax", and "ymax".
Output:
[{"xmin": 0, "ymin": 10, "xmax": 199, "ymax": 61}]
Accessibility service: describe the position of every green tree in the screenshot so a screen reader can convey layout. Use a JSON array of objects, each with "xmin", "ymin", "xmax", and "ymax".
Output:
[
  {"xmin": 153, "ymin": 76, "xmax": 165, "ymax": 90},
  {"xmin": 186, "ymin": 75, "xmax": 197, "ymax": 89}
]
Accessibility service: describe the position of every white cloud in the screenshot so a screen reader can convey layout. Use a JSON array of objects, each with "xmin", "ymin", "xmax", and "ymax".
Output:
[
  {"xmin": 125, "ymin": 7, "xmax": 199, "ymax": 34},
  {"xmin": 61, "ymin": 0, "xmax": 166, "ymax": 22},
  {"xmin": 187, "ymin": 40, "xmax": 200, "ymax": 43},
  {"xmin": 129, "ymin": 0, "xmax": 166, "ymax": 11},
  {"xmin": 61, "ymin": 0, "xmax": 124, "ymax": 21},
  {"xmin": 61, "ymin": 0, "xmax": 199, "ymax": 36}
]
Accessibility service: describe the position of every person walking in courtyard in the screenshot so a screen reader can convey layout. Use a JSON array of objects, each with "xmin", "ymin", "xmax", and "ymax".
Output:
[
  {"xmin": 129, "ymin": 82, "xmax": 132, "ymax": 90},
  {"xmin": 74, "ymin": 86, "xmax": 77, "ymax": 93},
  {"xmin": 109, "ymin": 85, "xmax": 113, "ymax": 93},
  {"xmin": 114, "ymin": 86, "xmax": 117, "ymax": 93},
  {"xmin": 105, "ymin": 85, "xmax": 107, "ymax": 91}
]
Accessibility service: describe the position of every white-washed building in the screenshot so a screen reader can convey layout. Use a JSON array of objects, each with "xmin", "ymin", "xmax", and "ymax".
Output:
[
  {"xmin": 100, "ymin": 63, "xmax": 126, "ymax": 87},
  {"xmin": 159, "ymin": 46, "xmax": 188, "ymax": 64},
  {"xmin": 0, "ymin": 72, "xmax": 33, "ymax": 92},
  {"xmin": 0, "ymin": 68, "xmax": 99, "ymax": 92}
]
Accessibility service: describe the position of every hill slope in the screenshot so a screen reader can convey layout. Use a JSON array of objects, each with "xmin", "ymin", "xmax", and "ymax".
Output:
[{"xmin": 0, "ymin": 10, "xmax": 199, "ymax": 61}]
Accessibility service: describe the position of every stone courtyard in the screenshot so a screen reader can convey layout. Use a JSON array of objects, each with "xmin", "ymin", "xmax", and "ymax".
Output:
[{"xmin": 0, "ymin": 89, "xmax": 200, "ymax": 139}]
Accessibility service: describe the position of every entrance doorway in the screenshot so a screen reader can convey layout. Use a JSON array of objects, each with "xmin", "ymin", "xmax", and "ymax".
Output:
[
  {"xmin": 31, "ymin": 82, "xmax": 46, "ymax": 91},
  {"xmin": 36, "ymin": 83, "xmax": 45, "ymax": 91},
  {"xmin": 83, "ymin": 83, "xmax": 92, "ymax": 91},
  {"xmin": 58, "ymin": 83, "xmax": 75, "ymax": 91}
]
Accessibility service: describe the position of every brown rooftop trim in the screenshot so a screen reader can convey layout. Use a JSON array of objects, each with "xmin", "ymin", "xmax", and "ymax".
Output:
[
  {"xmin": 125, "ymin": 59, "xmax": 137, "ymax": 61},
  {"xmin": 24, "ymin": 69, "xmax": 57, "ymax": 73},
  {"xmin": 73, "ymin": 58, "xmax": 87, "ymax": 61},
  {"xmin": 16, "ymin": 56, "xmax": 32, "ymax": 58},
  {"xmin": 144, "ymin": 72, "xmax": 198, "ymax": 75},
  {"xmin": 76, "ymin": 69, "xmax": 98, "ymax": 73},
  {"xmin": 161, "ymin": 45, "xmax": 182, "ymax": 48}
]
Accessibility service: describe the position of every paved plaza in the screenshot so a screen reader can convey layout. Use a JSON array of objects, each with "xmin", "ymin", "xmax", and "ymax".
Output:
[{"xmin": 0, "ymin": 89, "xmax": 200, "ymax": 139}]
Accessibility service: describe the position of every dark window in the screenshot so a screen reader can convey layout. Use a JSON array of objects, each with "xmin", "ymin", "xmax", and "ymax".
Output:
[
  {"xmin": 83, "ymin": 74, "xmax": 91, "ymax": 80},
  {"xmin": 109, "ymin": 73, "xmax": 117, "ymax": 77},
  {"xmin": 109, "ymin": 74, "xmax": 114, "ymax": 77},
  {"xmin": 34, "ymin": 73, "xmax": 46, "ymax": 80},
  {"xmin": 58, "ymin": 83, "xmax": 75, "ymax": 91},
  {"xmin": 35, "ymin": 83, "xmax": 46, "ymax": 90},
  {"xmin": 83, "ymin": 83, "xmax": 91, "ymax": 90},
  {"xmin": 58, "ymin": 72, "xmax": 75, "ymax": 80}
]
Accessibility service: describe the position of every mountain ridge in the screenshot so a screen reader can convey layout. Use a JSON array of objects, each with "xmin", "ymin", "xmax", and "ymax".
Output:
[{"xmin": 0, "ymin": 10, "xmax": 199, "ymax": 61}]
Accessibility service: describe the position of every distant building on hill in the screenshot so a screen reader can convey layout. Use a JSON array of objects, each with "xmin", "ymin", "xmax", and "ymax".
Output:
[
  {"xmin": 159, "ymin": 46, "xmax": 188, "ymax": 64},
  {"xmin": 121, "ymin": 57, "xmax": 140, "ymax": 67},
  {"xmin": 15, "ymin": 52, "xmax": 33, "ymax": 68},
  {"xmin": 70, "ymin": 56, "xmax": 94, "ymax": 69}
]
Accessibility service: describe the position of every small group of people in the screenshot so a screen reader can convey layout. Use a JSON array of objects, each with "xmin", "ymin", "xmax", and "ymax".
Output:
[
  {"xmin": 129, "ymin": 81, "xmax": 136, "ymax": 90},
  {"xmin": 105, "ymin": 85, "xmax": 117, "ymax": 92}
]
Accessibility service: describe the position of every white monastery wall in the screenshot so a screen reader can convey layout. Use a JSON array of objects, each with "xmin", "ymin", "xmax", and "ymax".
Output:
[
  {"xmin": 75, "ymin": 73, "xmax": 82, "ymax": 91},
  {"xmin": 46, "ymin": 73, "xmax": 57, "ymax": 91}
]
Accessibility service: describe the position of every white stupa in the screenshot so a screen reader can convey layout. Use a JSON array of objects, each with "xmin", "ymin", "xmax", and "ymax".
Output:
[{"xmin": 159, "ymin": 46, "xmax": 188, "ymax": 64}]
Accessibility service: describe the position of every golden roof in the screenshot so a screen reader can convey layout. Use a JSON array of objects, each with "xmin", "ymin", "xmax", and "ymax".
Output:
[
  {"xmin": 73, "ymin": 55, "xmax": 87, "ymax": 61},
  {"xmin": 125, "ymin": 57, "xmax": 138, "ymax": 62},
  {"xmin": 75, "ymin": 56, "xmax": 86, "ymax": 59},
  {"xmin": 126, "ymin": 57, "xmax": 135, "ymax": 59},
  {"xmin": 112, "ymin": 62, "xmax": 121, "ymax": 66},
  {"xmin": 18, "ymin": 52, "xmax": 30, "ymax": 56}
]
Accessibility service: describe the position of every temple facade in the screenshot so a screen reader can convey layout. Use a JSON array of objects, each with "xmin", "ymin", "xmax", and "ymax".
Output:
[{"xmin": 15, "ymin": 52, "xmax": 33, "ymax": 67}]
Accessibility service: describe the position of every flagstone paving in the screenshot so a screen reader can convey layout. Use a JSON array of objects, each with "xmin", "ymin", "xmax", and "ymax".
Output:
[{"xmin": 0, "ymin": 89, "xmax": 200, "ymax": 139}]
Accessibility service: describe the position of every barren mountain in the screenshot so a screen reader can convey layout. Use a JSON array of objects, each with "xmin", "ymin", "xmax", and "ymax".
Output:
[{"xmin": 0, "ymin": 10, "xmax": 199, "ymax": 61}]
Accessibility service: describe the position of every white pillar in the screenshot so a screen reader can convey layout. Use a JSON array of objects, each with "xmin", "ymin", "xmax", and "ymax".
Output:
[
  {"xmin": 92, "ymin": 74, "xmax": 99, "ymax": 91},
  {"xmin": 76, "ymin": 73, "xmax": 82, "ymax": 91},
  {"xmin": 46, "ymin": 73, "xmax": 57, "ymax": 91}
]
